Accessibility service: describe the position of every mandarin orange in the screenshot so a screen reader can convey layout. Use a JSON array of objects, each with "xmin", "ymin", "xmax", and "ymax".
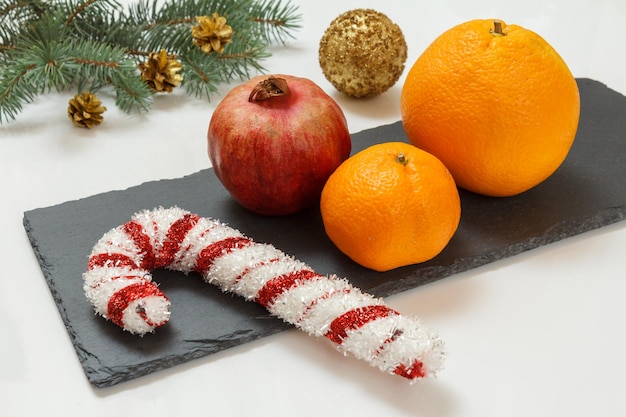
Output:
[
  {"xmin": 400, "ymin": 19, "xmax": 580, "ymax": 197},
  {"xmin": 320, "ymin": 142, "xmax": 460, "ymax": 272}
]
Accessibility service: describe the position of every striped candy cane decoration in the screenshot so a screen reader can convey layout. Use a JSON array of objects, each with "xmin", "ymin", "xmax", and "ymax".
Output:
[{"xmin": 83, "ymin": 207, "xmax": 445, "ymax": 380}]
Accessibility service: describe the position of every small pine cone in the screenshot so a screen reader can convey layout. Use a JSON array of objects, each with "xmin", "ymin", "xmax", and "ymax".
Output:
[
  {"xmin": 191, "ymin": 13, "xmax": 233, "ymax": 54},
  {"xmin": 138, "ymin": 49, "xmax": 183, "ymax": 93},
  {"xmin": 67, "ymin": 92, "xmax": 106, "ymax": 129}
]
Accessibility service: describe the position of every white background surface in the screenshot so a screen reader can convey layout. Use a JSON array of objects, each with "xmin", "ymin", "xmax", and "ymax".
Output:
[{"xmin": 2, "ymin": 0, "xmax": 625, "ymax": 416}]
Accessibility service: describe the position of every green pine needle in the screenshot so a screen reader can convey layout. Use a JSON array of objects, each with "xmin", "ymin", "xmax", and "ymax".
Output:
[{"xmin": 0, "ymin": 0, "xmax": 301, "ymax": 124}]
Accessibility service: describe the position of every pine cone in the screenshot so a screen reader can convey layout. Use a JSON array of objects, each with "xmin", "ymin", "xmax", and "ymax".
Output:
[
  {"xmin": 67, "ymin": 92, "xmax": 106, "ymax": 129},
  {"xmin": 138, "ymin": 49, "xmax": 183, "ymax": 93},
  {"xmin": 192, "ymin": 13, "xmax": 234, "ymax": 54}
]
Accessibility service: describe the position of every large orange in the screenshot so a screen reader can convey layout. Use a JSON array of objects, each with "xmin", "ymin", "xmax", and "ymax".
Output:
[
  {"xmin": 320, "ymin": 142, "xmax": 460, "ymax": 272},
  {"xmin": 400, "ymin": 19, "xmax": 580, "ymax": 197}
]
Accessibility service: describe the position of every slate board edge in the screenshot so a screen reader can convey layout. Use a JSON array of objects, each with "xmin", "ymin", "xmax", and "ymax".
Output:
[{"xmin": 371, "ymin": 206, "xmax": 626, "ymax": 298}]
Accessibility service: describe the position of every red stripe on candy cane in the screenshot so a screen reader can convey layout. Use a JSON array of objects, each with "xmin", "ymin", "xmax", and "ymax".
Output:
[
  {"xmin": 194, "ymin": 236, "xmax": 252, "ymax": 275},
  {"xmin": 394, "ymin": 360, "xmax": 426, "ymax": 379},
  {"xmin": 123, "ymin": 221, "xmax": 156, "ymax": 269},
  {"xmin": 158, "ymin": 213, "xmax": 200, "ymax": 267},
  {"xmin": 107, "ymin": 281, "xmax": 167, "ymax": 327},
  {"xmin": 88, "ymin": 252, "xmax": 139, "ymax": 270},
  {"xmin": 325, "ymin": 305, "xmax": 399, "ymax": 344},
  {"xmin": 255, "ymin": 269, "xmax": 322, "ymax": 308}
]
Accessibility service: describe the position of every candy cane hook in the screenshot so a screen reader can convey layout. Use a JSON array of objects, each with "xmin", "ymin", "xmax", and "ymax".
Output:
[{"xmin": 83, "ymin": 207, "xmax": 445, "ymax": 380}]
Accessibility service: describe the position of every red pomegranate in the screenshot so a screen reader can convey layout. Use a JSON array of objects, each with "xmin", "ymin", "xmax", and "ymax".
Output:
[{"xmin": 207, "ymin": 74, "xmax": 352, "ymax": 216}]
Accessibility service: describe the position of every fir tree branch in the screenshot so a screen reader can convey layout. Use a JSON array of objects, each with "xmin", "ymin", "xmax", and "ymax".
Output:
[
  {"xmin": 0, "ymin": 62, "xmax": 38, "ymax": 123},
  {"xmin": 110, "ymin": 70, "xmax": 153, "ymax": 113},
  {"xmin": 61, "ymin": 0, "xmax": 124, "ymax": 39},
  {"xmin": 178, "ymin": 48, "xmax": 221, "ymax": 100},
  {"xmin": 247, "ymin": 0, "xmax": 302, "ymax": 44},
  {"xmin": 1, "ymin": 0, "xmax": 48, "ymax": 49},
  {"xmin": 214, "ymin": 32, "xmax": 270, "ymax": 80},
  {"xmin": 65, "ymin": 38, "xmax": 133, "ymax": 91},
  {"xmin": 65, "ymin": 0, "xmax": 100, "ymax": 26},
  {"xmin": 0, "ymin": 0, "xmax": 302, "ymax": 124},
  {"xmin": 0, "ymin": 0, "xmax": 48, "ymax": 25},
  {"xmin": 20, "ymin": 40, "xmax": 78, "ymax": 91}
]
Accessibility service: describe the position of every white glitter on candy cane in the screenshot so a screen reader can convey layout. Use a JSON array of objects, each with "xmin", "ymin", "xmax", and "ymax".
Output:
[
  {"xmin": 116, "ymin": 295, "xmax": 171, "ymax": 335},
  {"xmin": 203, "ymin": 243, "xmax": 289, "ymax": 295},
  {"xmin": 168, "ymin": 216, "xmax": 223, "ymax": 271},
  {"xmin": 267, "ymin": 275, "xmax": 352, "ymax": 332},
  {"xmin": 341, "ymin": 314, "xmax": 445, "ymax": 374},
  {"xmin": 292, "ymin": 282, "xmax": 379, "ymax": 336},
  {"xmin": 210, "ymin": 253, "xmax": 310, "ymax": 301},
  {"xmin": 82, "ymin": 206, "xmax": 446, "ymax": 380},
  {"xmin": 91, "ymin": 228, "xmax": 142, "ymax": 262},
  {"xmin": 131, "ymin": 210, "xmax": 176, "ymax": 252},
  {"xmin": 85, "ymin": 270, "xmax": 149, "ymax": 316}
]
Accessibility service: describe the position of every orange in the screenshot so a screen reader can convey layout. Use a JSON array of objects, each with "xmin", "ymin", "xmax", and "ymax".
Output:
[
  {"xmin": 320, "ymin": 142, "xmax": 461, "ymax": 272},
  {"xmin": 400, "ymin": 19, "xmax": 580, "ymax": 197}
]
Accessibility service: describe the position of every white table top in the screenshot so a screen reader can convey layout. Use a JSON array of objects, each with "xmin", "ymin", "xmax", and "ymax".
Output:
[{"xmin": 2, "ymin": 1, "xmax": 625, "ymax": 415}]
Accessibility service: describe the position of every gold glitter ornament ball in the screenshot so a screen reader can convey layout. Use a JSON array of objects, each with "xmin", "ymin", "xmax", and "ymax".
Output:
[{"xmin": 319, "ymin": 9, "xmax": 408, "ymax": 98}]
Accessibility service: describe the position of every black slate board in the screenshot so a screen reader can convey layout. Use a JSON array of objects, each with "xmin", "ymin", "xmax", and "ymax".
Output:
[{"xmin": 23, "ymin": 78, "xmax": 626, "ymax": 388}]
